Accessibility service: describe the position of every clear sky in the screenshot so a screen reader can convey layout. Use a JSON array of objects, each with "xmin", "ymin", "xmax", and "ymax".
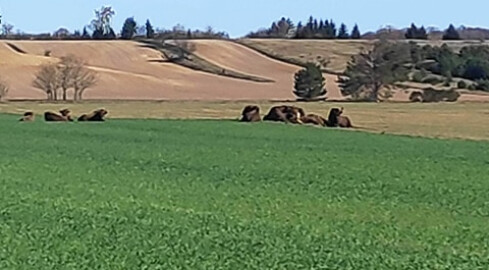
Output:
[{"xmin": 0, "ymin": 0, "xmax": 488, "ymax": 37}]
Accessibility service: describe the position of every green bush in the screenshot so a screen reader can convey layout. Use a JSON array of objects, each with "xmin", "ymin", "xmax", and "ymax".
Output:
[
  {"xmin": 475, "ymin": 80, "xmax": 489, "ymax": 91},
  {"xmin": 411, "ymin": 71, "xmax": 424, "ymax": 82},
  {"xmin": 421, "ymin": 75, "xmax": 444, "ymax": 85},
  {"xmin": 457, "ymin": 81, "xmax": 467, "ymax": 89}
]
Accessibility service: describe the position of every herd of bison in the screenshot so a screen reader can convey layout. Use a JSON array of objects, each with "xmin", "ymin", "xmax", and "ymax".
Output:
[
  {"xmin": 19, "ymin": 109, "xmax": 108, "ymax": 122},
  {"xmin": 17, "ymin": 105, "xmax": 354, "ymax": 128},
  {"xmin": 241, "ymin": 105, "xmax": 353, "ymax": 128}
]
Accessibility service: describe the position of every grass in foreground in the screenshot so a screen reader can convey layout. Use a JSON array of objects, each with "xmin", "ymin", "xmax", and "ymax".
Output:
[{"xmin": 0, "ymin": 114, "xmax": 489, "ymax": 269}]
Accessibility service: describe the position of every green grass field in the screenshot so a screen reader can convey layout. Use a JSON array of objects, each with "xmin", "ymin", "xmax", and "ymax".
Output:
[{"xmin": 1, "ymin": 114, "xmax": 489, "ymax": 269}]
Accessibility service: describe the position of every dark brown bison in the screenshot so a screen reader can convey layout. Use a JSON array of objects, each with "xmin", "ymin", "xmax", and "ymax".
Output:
[
  {"xmin": 19, "ymin": 112, "xmax": 35, "ymax": 122},
  {"xmin": 301, "ymin": 114, "xmax": 327, "ymax": 126},
  {"xmin": 78, "ymin": 109, "xmax": 108, "ymax": 122},
  {"xmin": 240, "ymin": 105, "xmax": 261, "ymax": 122},
  {"xmin": 44, "ymin": 109, "xmax": 74, "ymax": 122},
  {"xmin": 263, "ymin": 105, "xmax": 305, "ymax": 124},
  {"xmin": 326, "ymin": 107, "xmax": 353, "ymax": 128}
]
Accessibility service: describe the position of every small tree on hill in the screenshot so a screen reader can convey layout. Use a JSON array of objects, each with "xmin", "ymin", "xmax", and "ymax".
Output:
[
  {"xmin": 405, "ymin": 23, "xmax": 428, "ymax": 39},
  {"xmin": 146, "ymin": 19, "xmax": 155, "ymax": 38},
  {"xmin": 443, "ymin": 24, "xmax": 461, "ymax": 40},
  {"xmin": 121, "ymin": 17, "xmax": 137, "ymax": 39},
  {"xmin": 351, "ymin": 24, "xmax": 361, "ymax": 39},
  {"xmin": 338, "ymin": 41, "xmax": 411, "ymax": 101},
  {"xmin": 293, "ymin": 63, "xmax": 326, "ymax": 100},
  {"xmin": 337, "ymin": 23, "xmax": 349, "ymax": 39},
  {"xmin": 32, "ymin": 56, "xmax": 97, "ymax": 101},
  {"xmin": 91, "ymin": 6, "xmax": 116, "ymax": 39}
]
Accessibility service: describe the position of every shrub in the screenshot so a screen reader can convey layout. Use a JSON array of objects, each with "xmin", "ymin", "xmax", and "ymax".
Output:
[
  {"xmin": 475, "ymin": 80, "xmax": 489, "ymax": 91},
  {"xmin": 421, "ymin": 75, "xmax": 444, "ymax": 85},
  {"xmin": 422, "ymin": 88, "xmax": 460, "ymax": 102},
  {"xmin": 457, "ymin": 81, "xmax": 467, "ymax": 89},
  {"xmin": 411, "ymin": 71, "xmax": 424, "ymax": 82}
]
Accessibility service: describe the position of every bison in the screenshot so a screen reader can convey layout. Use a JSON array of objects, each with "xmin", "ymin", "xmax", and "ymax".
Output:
[
  {"xmin": 301, "ymin": 114, "xmax": 328, "ymax": 127},
  {"xmin": 19, "ymin": 112, "xmax": 35, "ymax": 122},
  {"xmin": 263, "ymin": 105, "xmax": 305, "ymax": 124},
  {"xmin": 326, "ymin": 107, "xmax": 353, "ymax": 128},
  {"xmin": 240, "ymin": 105, "xmax": 261, "ymax": 122},
  {"xmin": 44, "ymin": 109, "xmax": 74, "ymax": 122},
  {"xmin": 78, "ymin": 109, "xmax": 108, "ymax": 122}
]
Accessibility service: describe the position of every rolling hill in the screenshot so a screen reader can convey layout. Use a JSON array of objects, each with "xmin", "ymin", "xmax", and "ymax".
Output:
[
  {"xmin": 1, "ymin": 39, "xmax": 488, "ymax": 102},
  {"xmin": 0, "ymin": 40, "xmax": 305, "ymax": 101}
]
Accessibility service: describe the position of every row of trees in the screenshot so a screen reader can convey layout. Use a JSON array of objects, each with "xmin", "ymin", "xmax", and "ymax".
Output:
[
  {"xmin": 293, "ymin": 40, "xmax": 489, "ymax": 102},
  {"xmin": 0, "ymin": 7, "xmax": 227, "ymax": 40},
  {"xmin": 247, "ymin": 17, "xmax": 361, "ymax": 39},
  {"xmin": 293, "ymin": 41, "xmax": 411, "ymax": 102},
  {"xmin": 248, "ymin": 17, "xmax": 471, "ymax": 40},
  {"xmin": 32, "ymin": 56, "xmax": 97, "ymax": 101}
]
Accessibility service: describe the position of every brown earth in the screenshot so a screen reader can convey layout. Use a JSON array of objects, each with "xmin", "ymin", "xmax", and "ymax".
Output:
[
  {"xmin": 0, "ymin": 40, "xmax": 304, "ymax": 101},
  {"xmin": 1, "ymin": 39, "xmax": 489, "ymax": 102}
]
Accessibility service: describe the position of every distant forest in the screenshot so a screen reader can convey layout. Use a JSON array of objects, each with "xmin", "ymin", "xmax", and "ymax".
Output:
[{"xmin": 1, "ymin": 8, "xmax": 489, "ymax": 41}]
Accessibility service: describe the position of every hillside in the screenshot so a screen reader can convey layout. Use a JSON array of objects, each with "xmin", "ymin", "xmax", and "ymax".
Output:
[
  {"xmin": 0, "ymin": 40, "xmax": 303, "ymax": 101},
  {"xmin": 1, "ymin": 39, "xmax": 489, "ymax": 102}
]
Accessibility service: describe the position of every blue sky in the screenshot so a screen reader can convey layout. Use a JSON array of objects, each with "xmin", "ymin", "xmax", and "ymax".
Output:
[{"xmin": 0, "ymin": 0, "xmax": 487, "ymax": 37}]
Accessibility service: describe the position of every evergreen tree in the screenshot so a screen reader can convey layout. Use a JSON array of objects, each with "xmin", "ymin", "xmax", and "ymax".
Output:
[
  {"xmin": 337, "ymin": 23, "xmax": 349, "ymax": 39},
  {"xmin": 145, "ymin": 19, "xmax": 155, "ymax": 38},
  {"xmin": 443, "ymin": 24, "xmax": 461, "ymax": 40},
  {"xmin": 406, "ymin": 23, "xmax": 428, "ymax": 39},
  {"xmin": 328, "ymin": 20, "xmax": 336, "ymax": 38},
  {"xmin": 405, "ymin": 23, "xmax": 417, "ymax": 39},
  {"xmin": 121, "ymin": 17, "xmax": 137, "ymax": 40},
  {"xmin": 351, "ymin": 24, "xmax": 361, "ymax": 39},
  {"xmin": 339, "ymin": 42, "xmax": 411, "ymax": 101},
  {"xmin": 82, "ymin": 27, "xmax": 91, "ymax": 39},
  {"xmin": 295, "ymin": 22, "xmax": 305, "ymax": 38},
  {"xmin": 293, "ymin": 63, "xmax": 326, "ymax": 100},
  {"xmin": 418, "ymin": 26, "xmax": 428, "ymax": 39}
]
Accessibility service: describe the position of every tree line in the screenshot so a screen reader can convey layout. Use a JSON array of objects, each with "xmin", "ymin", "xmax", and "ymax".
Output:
[
  {"xmin": 0, "ymin": 6, "xmax": 228, "ymax": 41},
  {"xmin": 0, "ymin": 8, "xmax": 479, "ymax": 41},
  {"xmin": 247, "ymin": 17, "xmax": 361, "ymax": 39},
  {"xmin": 248, "ymin": 17, "xmax": 473, "ymax": 40},
  {"xmin": 293, "ymin": 41, "xmax": 489, "ymax": 102}
]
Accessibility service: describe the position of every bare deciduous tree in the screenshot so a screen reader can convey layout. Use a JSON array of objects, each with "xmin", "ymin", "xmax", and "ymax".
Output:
[
  {"xmin": 32, "ymin": 56, "xmax": 97, "ymax": 101},
  {"xmin": 32, "ymin": 63, "xmax": 60, "ymax": 100},
  {"xmin": 73, "ymin": 68, "xmax": 97, "ymax": 101},
  {"xmin": 2, "ymin": 23, "xmax": 14, "ymax": 37}
]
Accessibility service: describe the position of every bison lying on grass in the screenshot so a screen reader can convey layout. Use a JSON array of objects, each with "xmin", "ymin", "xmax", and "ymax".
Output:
[
  {"xmin": 241, "ymin": 105, "xmax": 355, "ymax": 129},
  {"xmin": 44, "ymin": 109, "xmax": 74, "ymax": 122},
  {"xmin": 21, "ymin": 108, "xmax": 108, "ymax": 123},
  {"xmin": 264, "ymin": 105, "xmax": 305, "ymax": 124},
  {"xmin": 78, "ymin": 109, "xmax": 108, "ymax": 122},
  {"xmin": 326, "ymin": 107, "xmax": 353, "ymax": 128},
  {"xmin": 301, "ymin": 114, "xmax": 328, "ymax": 126},
  {"xmin": 19, "ymin": 112, "xmax": 35, "ymax": 122},
  {"xmin": 240, "ymin": 105, "xmax": 261, "ymax": 122}
]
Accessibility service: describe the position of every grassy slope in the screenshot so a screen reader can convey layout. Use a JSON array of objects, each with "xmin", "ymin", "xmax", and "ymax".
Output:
[{"xmin": 1, "ymin": 114, "xmax": 489, "ymax": 269}]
